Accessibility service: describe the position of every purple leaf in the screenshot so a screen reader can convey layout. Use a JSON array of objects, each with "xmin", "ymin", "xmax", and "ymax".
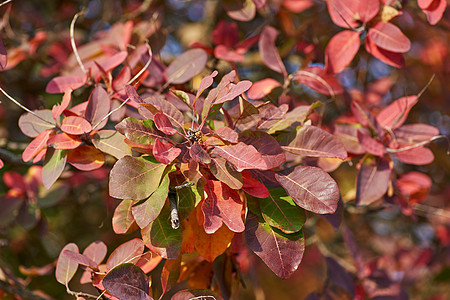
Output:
[
  {"xmin": 172, "ymin": 289, "xmax": 223, "ymax": 300},
  {"xmin": 211, "ymin": 142, "xmax": 268, "ymax": 172},
  {"xmin": 190, "ymin": 142, "xmax": 211, "ymax": 164},
  {"xmin": 283, "ymin": 125, "xmax": 347, "ymax": 159},
  {"xmin": 62, "ymin": 250, "xmax": 99, "ymax": 270},
  {"xmin": 0, "ymin": 37, "xmax": 7, "ymax": 69},
  {"xmin": 196, "ymin": 70, "xmax": 218, "ymax": 99},
  {"xmin": 259, "ymin": 26, "xmax": 287, "ymax": 78},
  {"xmin": 245, "ymin": 212, "xmax": 305, "ymax": 279},
  {"xmin": 103, "ymin": 263, "xmax": 152, "ymax": 300},
  {"xmin": 276, "ymin": 166, "xmax": 340, "ymax": 214},
  {"xmin": 239, "ymin": 130, "xmax": 286, "ymax": 169},
  {"xmin": 125, "ymin": 85, "xmax": 144, "ymax": 104},
  {"xmin": 165, "ymin": 49, "xmax": 208, "ymax": 84},
  {"xmin": 356, "ymin": 156, "xmax": 391, "ymax": 206},
  {"xmin": 84, "ymin": 86, "xmax": 111, "ymax": 129}
]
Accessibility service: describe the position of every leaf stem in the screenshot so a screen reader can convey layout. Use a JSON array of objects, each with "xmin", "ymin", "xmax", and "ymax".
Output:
[
  {"xmin": 0, "ymin": 87, "xmax": 54, "ymax": 125},
  {"xmin": 127, "ymin": 43, "xmax": 153, "ymax": 86},
  {"xmin": 70, "ymin": 9, "xmax": 87, "ymax": 75}
]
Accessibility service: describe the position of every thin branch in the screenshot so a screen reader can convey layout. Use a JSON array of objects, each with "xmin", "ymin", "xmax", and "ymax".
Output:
[
  {"xmin": 70, "ymin": 9, "xmax": 87, "ymax": 75},
  {"xmin": 414, "ymin": 203, "xmax": 450, "ymax": 219},
  {"xmin": 0, "ymin": 0, "xmax": 12, "ymax": 8},
  {"xmin": 386, "ymin": 135, "xmax": 448, "ymax": 153},
  {"xmin": 0, "ymin": 87, "xmax": 54, "ymax": 125},
  {"xmin": 91, "ymin": 97, "xmax": 130, "ymax": 130},
  {"xmin": 296, "ymin": 70, "xmax": 336, "ymax": 98},
  {"xmin": 127, "ymin": 43, "xmax": 153, "ymax": 86},
  {"xmin": 417, "ymin": 73, "xmax": 435, "ymax": 99}
]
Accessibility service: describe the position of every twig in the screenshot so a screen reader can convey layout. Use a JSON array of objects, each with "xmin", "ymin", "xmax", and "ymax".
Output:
[
  {"xmin": 70, "ymin": 9, "xmax": 87, "ymax": 75},
  {"xmin": 0, "ymin": 0, "xmax": 12, "ymax": 8},
  {"xmin": 91, "ymin": 97, "xmax": 130, "ymax": 130},
  {"xmin": 127, "ymin": 43, "xmax": 153, "ymax": 86},
  {"xmin": 417, "ymin": 73, "xmax": 435, "ymax": 99},
  {"xmin": 0, "ymin": 87, "xmax": 55, "ymax": 125},
  {"xmin": 386, "ymin": 135, "xmax": 448, "ymax": 153},
  {"xmin": 414, "ymin": 203, "xmax": 450, "ymax": 219}
]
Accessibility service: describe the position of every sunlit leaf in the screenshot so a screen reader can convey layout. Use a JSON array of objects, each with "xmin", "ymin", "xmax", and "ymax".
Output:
[
  {"xmin": 103, "ymin": 263, "xmax": 152, "ymax": 300},
  {"xmin": 83, "ymin": 241, "xmax": 108, "ymax": 265},
  {"xmin": 153, "ymin": 138, "xmax": 181, "ymax": 164},
  {"xmin": 259, "ymin": 26, "xmax": 287, "ymax": 78},
  {"xmin": 116, "ymin": 117, "xmax": 164, "ymax": 145},
  {"xmin": 395, "ymin": 146, "xmax": 434, "ymax": 165},
  {"xmin": 357, "ymin": 130, "xmax": 385, "ymax": 157},
  {"xmin": 294, "ymin": 66, "xmax": 343, "ymax": 96},
  {"xmin": 376, "ymin": 95, "xmax": 418, "ymax": 130},
  {"xmin": 106, "ymin": 238, "xmax": 145, "ymax": 270},
  {"xmin": 171, "ymin": 289, "xmax": 223, "ymax": 300},
  {"xmin": 247, "ymin": 78, "xmax": 282, "ymax": 99},
  {"xmin": 210, "ymin": 157, "xmax": 243, "ymax": 190},
  {"xmin": 132, "ymin": 173, "xmax": 170, "ymax": 229},
  {"xmin": 52, "ymin": 89, "xmax": 72, "ymax": 120},
  {"xmin": 365, "ymin": 35, "xmax": 404, "ymax": 68},
  {"xmin": 113, "ymin": 200, "xmax": 138, "ymax": 234},
  {"xmin": 245, "ymin": 213, "xmax": 305, "ymax": 279},
  {"xmin": 214, "ymin": 126, "xmax": 239, "ymax": 143},
  {"xmin": 109, "ymin": 156, "xmax": 167, "ymax": 200},
  {"xmin": 325, "ymin": 30, "xmax": 361, "ymax": 74},
  {"xmin": 196, "ymin": 70, "xmax": 219, "ymax": 99},
  {"xmin": 283, "ymin": 125, "xmax": 347, "ymax": 159},
  {"xmin": 211, "ymin": 142, "xmax": 267, "ymax": 172},
  {"xmin": 18, "ymin": 110, "xmax": 55, "ymax": 138},
  {"xmin": 46, "ymin": 76, "xmax": 85, "ymax": 94},
  {"xmin": 56, "ymin": 243, "xmax": 79, "ymax": 285},
  {"xmin": 42, "ymin": 148, "xmax": 67, "ymax": 190},
  {"xmin": 154, "ymin": 112, "xmax": 178, "ymax": 135},
  {"xmin": 60, "ymin": 116, "xmax": 92, "ymax": 135},
  {"xmin": 84, "ymin": 86, "xmax": 110, "ymax": 129},
  {"xmin": 276, "ymin": 165, "xmax": 340, "ymax": 214},
  {"xmin": 223, "ymin": 0, "xmax": 256, "ymax": 21},
  {"xmin": 23, "ymin": 129, "xmax": 52, "ymax": 162},
  {"xmin": 47, "ymin": 132, "xmax": 82, "ymax": 150},
  {"xmin": 239, "ymin": 130, "xmax": 286, "ymax": 169},
  {"xmin": 91, "ymin": 130, "xmax": 132, "ymax": 159},
  {"xmin": 67, "ymin": 145, "xmax": 105, "ymax": 171},
  {"xmin": 62, "ymin": 250, "xmax": 99, "ymax": 270},
  {"xmin": 190, "ymin": 142, "xmax": 211, "ymax": 164},
  {"xmin": 368, "ymin": 22, "xmax": 411, "ymax": 53},
  {"xmin": 242, "ymin": 170, "xmax": 269, "ymax": 198}
]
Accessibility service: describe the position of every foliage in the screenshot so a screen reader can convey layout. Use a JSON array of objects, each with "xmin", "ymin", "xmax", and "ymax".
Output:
[{"xmin": 0, "ymin": 0, "xmax": 449, "ymax": 299}]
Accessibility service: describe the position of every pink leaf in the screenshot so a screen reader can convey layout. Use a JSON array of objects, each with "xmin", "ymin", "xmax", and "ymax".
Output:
[
  {"xmin": 56, "ymin": 243, "xmax": 79, "ymax": 285},
  {"xmin": 190, "ymin": 142, "xmax": 211, "ymax": 164},
  {"xmin": 46, "ymin": 76, "xmax": 85, "ymax": 94},
  {"xmin": 22, "ymin": 129, "xmax": 52, "ymax": 162},
  {"xmin": 62, "ymin": 250, "xmax": 99, "ymax": 270},
  {"xmin": 368, "ymin": 22, "xmax": 411, "ymax": 53},
  {"xmin": 153, "ymin": 138, "xmax": 181, "ymax": 164},
  {"xmin": 365, "ymin": 35, "xmax": 404, "ymax": 68},
  {"xmin": 196, "ymin": 70, "xmax": 218, "ymax": 99},
  {"xmin": 0, "ymin": 37, "xmax": 7, "ymax": 69},
  {"xmin": 106, "ymin": 238, "xmax": 145, "ymax": 270},
  {"xmin": 396, "ymin": 171, "xmax": 432, "ymax": 205},
  {"xmin": 247, "ymin": 78, "xmax": 282, "ymax": 99},
  {"xmin": 83, "ymin": 241, "xmax": 108, "ymax": 265},
  {"xmin": 259, "ymin": 26, "xmax": 287, "ymax": 78},
  {"xmin": 282, "ymin": 0, "xmax": 314, "ymax": 13},
  {"xmin": 356, "ymin": 156, "xmax": 391, "ymax": 206},
  {"xmin": 325, "ymin": 30, "xmax": 361, "ymax": 74},
  {"xmin": 276, "ymin": 166, "xmax": 340, "ymax": 214},
  {"xmin": 420, "ymin": 0, "xmax": 447, "ymax": 25},
  {"xmin": 84, "ymin": 86, "xmax": 111, "ymax": 129},
  {"xmin": 394, "ymin": 124, "xmax": 440, "ymax": 143},
  {"xmin": 211, "ymin": 142, "xmax": 268, "ymax": 172},
  {"xmin": 125, "ymin": 84, "xmax": 144, "ymax": 104},
  {"xmin": 202, "ymin": 180, "xmax": 245, "ymax": 234},
  {"xmin": 215, "ymin": 126, "xmax": 239, "ymax": 143},
  {"xmin": 52, "ymin": 89, "xmax": 72, "ymax": 120},
  {"xmin": 61, "ymin": 116, "xmax": 92, "ymax": 135},
  {"xmin": 154, "ymin": 112, "xmax": 177, "ymax": 135},
  {"xmin": 357, "ymin": 130, "xmax": 385, "ymax": 156},
  {"xmin": 294, "ymin": 66, "xmax": 343, "ymax": 96},
  {"xmin": 376, "ymin": 95, "xmax": 418, "ymax": 130},
  {"xmin": 214, "ymin": 80, "xmax": 253, "ymax": 104},
  {"xmin": 112, "ymin": 66, "xmax": 132, "ymax": 91},
  {"xmin": 0, "ymin": 159, "xmax": 3, "ymax": 169},
  {"xmin": 165, "ymin": 49, "xmax": 208, "ymax": 84},
  {"xmin": 47, "ymin": 132, "xmax": 82, "ymax": 150},
  {"xmin": 395, "ymin": 147, "xmax": 434, "ymax": 165},
  {"xmin": 214, "ymin": 45, "xmax": 245, "ymax": 62}
]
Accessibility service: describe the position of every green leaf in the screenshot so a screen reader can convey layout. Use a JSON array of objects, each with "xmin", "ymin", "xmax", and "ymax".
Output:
[
  {"xmin": 43, "ymin": 148, "xmax": 67, "ymax": 189},
  {"xmin": 171, "ymin": 90, "xmax": 192, "ymax": 108},
  {"xmin": 210, "ymin": 157, "xmax": 243, "ymax": 190},
  {"xmin": 132, "ymin": 173, "xmax": 170, "ymax": 229},
  {"xmin": 115, "ymin": 117, "xmax": 162, "ymax": 145},
  {"xmin": 112, "ymin": 200, "xmax": 138, "ymax": 234},
  {"xmin": 177, "ymin": 182, "xmax": 203, "ymax": 220},
  {"xmin": 109, "ymin": 156, "xmax": 167, "ymax": 200},
  {"xmin": 141, "ymin": 205, "xmax": 182, "ymax": 259},
  {"xmin": 258, "ymin": 188, "xmax": 306, "ymax": 234}
]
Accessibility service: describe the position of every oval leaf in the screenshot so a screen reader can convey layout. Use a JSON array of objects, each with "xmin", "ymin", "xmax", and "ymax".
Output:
[
  {"xmin": 67, "ymin": 145, "xmax": 105, "ymax": 171},
  {"xmin": 23, "ymin": 129, "xmax": 52, "ymax": 162},
  {"xmin": 83, "ymin": 241, "xmax": 108, "ymax": 265},
  {"xmin": 46, "ymin": 76, "xmax": 85, "ymax": 94},
  {"xmin": 210, "ymin": 157, "xmax": 243, "ymax": 190},
  {"xmin": 106, "ymin": 238, "xmax": 145, "ymax": 270},
  {"xmin": 91, "ymin": 130, "xmax": 132, "ymax": 159},
  {"xmin": 239, "ymin": 130, "xmax": 286, "ymax": 169},
  {"xmin": 356, "ymin": 156, "xmax": 391, "ymax": 206},
  {"xmin": 43, "ymin": 148, "xmax": 67, "ymax": 190},
  {"xmin": 18, "ymin": 110, "xmax": 55, "ymax": 138},
  {"xmin": 259, "ymin": 26, "xmax": 287, "ymax": 77},
  {"xmin": 47, "ymin": 132, "xmax": 82, "ymax": 150},
  {"xmin": 395, "ymin": 146, "xmax": 434, "ymax": 165},
  {"xmin": 154, "ymin": 112, "xmax": 177, "ymax": 135},
  {"xmin": 365, "ymin": 35, "xmax": 404, "ymax": 68},
  {"xmin": 368, "ymin": 22, "xmax": 411, "ymax": 53},
  {"xmin": 294, "ymin": 66, "xmax": 343, "ymax": 96},
  {"xmin": 376, "ymin": 95, "xmax": 418, "ymax": 130},
  {"xmin": 56, "ymin": 243, "xmax": 79, "ymax": 285},
  {"xmin": 113, "ymin": 200, "xmax": 138, "ymax": 234},
  {"xmin": 84, "ymin": 86, "xmax": 111, "ymax": 129},
  {"xmin": 103, "ymin": 263, "xmax": 152, "ymax": 300},
  {"xmin": 248, "ymin": 78, "xmax": 282, "ymax": 99},
  {"xmin": 223, "ymin": 0, "xmax": 256, "ymax": 21},
  {"xmin": 172, "ymin": 289, "xmax": 223, "ymax": 300},
  {"xmin": 0, "ymin": 37, "xmax": 6, "ymax": 69},
  {"xmin": 165, "ymin": 49, "xmax": 207, "ymax": 84},
  {"xmin": 325, "ymin": 30, "xmax": 361, "ymax": 74},
  {"xmin": 275, "ymin": 166, "xmax": 340, "ymax": 214},
  {"xmin": 153, "ymin": 138, "xmax": 181, "ymax": 164},
  {"xmin": 61, "ymin": 116, "xmax": 92, "ymax": 135}
]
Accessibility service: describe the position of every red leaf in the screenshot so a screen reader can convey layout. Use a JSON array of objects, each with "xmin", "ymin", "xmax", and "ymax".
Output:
[
  {"xmin": 418, "ymin": 0, "xmax": 435, "ymax": 9},
  {"xmin": 259, "ymin": 26, "xmax": 287, "ymax": 78},
  {"xmin": 395, "ymin": 146, "xmax": 434, "ymax": 165},
  {"xmin": 46, "ymin": 76, "xmax": 85, "ymax": 94},
  {"xmin": 215, "ymin": 126, "xmax": 239, "ymax": 143},
  {"xmin": 356, "ymin": 156, "xmax": 391, "ymax": 206},
  {"xmin": 276, "ymin": 166, "xmax": 340, "ymax": 214},
  {"xmin": 283, "ymin": 125, "xmax": 347, "ymax": 159},
  {"xmin": 67, "ymin": 145, "xmax": 105, "ymax": 171},
  {"xmin": 61, "ymin": 116, "xmax": 92, "ymax": 135},
  {"xmin": 239, "ymin": 130, "xmax": 286, "ymax": 169},
  {"xmin": 84, "ymin": 86, "xmax": 111, "ymax": 129},
  {"xmin": 52, "ymin": 89, "xmax": 72, "ymax": 120},
  {"xmin": 154, "ymin": 112, "xmax": 177, "ymax": 135},
  {"xmin": 112, "ymin": 66, "xmax": 131, "ymax": 91},
  {"xmin": 202, "ymin": 180, "xmax": 245, "ymax": 234},
  {"xmin": 357, "ymin": 130, "xmax": 385, "ymax": 156},
  {"xmin": 294, "ymin": 66, "xmax": 343, "ymax": 96},
  {"xmin": 0, "ymin": 159, "xmax": 3, "ymax": 169},
  {"xmin": 242, "ymin": 170, "xmax": 269, "ymax": 198},
  {"xmin": 245, "ymin": 213, "xmax": 305, "ymax": 279},
  {"xmin": 153, "ymin": 138, "xmax": 181, "ymax": 164},
  {"xmin": 211, "ymin": 142, "xmax": 267, "ymax": 172},
  {"xmin": 223, "ymin": 0, "xmax": 256, "ymax": 21},
  {"xmin": 376, "ymin": 95, "xmax": 418, "ymax": 130},
  {"xmin": 97, "ymin": 51, "xmax": 128, "ymax": 73},
  {"xmin": 190, "ymin": 142, "xmax": 211, "ymax": 164},
  {"xmin": 113, "ymin": 200, "xmax": 138, "ymax": 234},
  {"xmin": 282, "ymin": 0, "xmax": 314, "ymax": 13},
  {"xmin": 420, "ymin": 0, "xmax": 447, "ymax": 25},
  {"xmin": 196, "ymin": 70, "xmax": 218, "ymax": 99},
  {"xmin": 22, "ymin": 129, "xmax": 52, "ymax": 162},
  {"xmin": 365, "ymin": 35, "xmax": 405, "ymax": 68},
  {"xmin": 247, "ymin": 78, "xmax": 282, "ymax": 99},
  {"xmin": 165, "ymin": 49, "xmax": 208, "ymax": 84},
  {"xmin": 47, "ymin": 132, "xmax": 82, "ymax": 150},
  {"xmin": 0, "ymin": 37, "xmax": 7, "ymax": 69},
  {"xmin": 106, "ymin": 238, "xmax": 145, "ymax": 270},
  {"xmin": 56, "ymin": 243, "xmax": 79, "ymax": 285},
  {"xmin": 396, "ymin": 171, "xmax": 432, "ymax": 205},
  {"xmin": 327, "ymin": 0, "xmax": 379, "ymax": 28},
  {"xmin": 325, "ymin": 30, "xmax": 361, "ymax": 74},
  {"xmin": 212, "ymin": 21, "xmax": 239, "ymax": 47},
  {"xmin": 368, "ymin": 22, "xmax": 411, "ymax": 53},
  {"xmin": 3, "ymin": 172, "xmax": 26, "ymax": 191},
  {"xmin": 214, "ymin": 45, "xmax": 245, "ymax": 62},
  {"xmin": 125, "ymin": 85, "xmax": 144, "ymax": 104},
  {"xmin": 350, "ymin": 100, "xmax": 377, "ymax": 129}
]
